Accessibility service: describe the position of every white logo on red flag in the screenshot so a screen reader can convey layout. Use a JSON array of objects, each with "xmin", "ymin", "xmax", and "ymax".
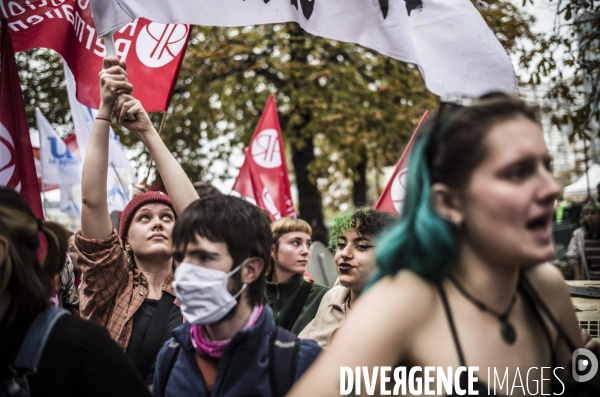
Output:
[
  {"xmin": 263, "ymin": 187, "xmax": 282, "ymax": 220},
  {"xmin": 375, "ymin": 111, "xmax": 428, "ymax": 216},
  {"xmin": 251, "ymin": 128, "xmax": 282, "ymax": 169},
  {"xmin": 136, "ymin": 23, "xmax": 189, "ymax": 68},
  {"xmin": 7, "ymin": 0, "xmax": 190, "ymax": 112},
  {"xmin": 391, "ymin": 168, "xmax": 409, "ymax": 214},
  {"xmin": 0, "ymin": 123, "xmax": 17, "ymax": 189}
]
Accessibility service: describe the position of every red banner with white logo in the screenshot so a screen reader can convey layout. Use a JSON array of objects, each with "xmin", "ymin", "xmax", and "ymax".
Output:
[
  {"xmin": 0, "ymin": 20, "xmax": 44, "ymax": 218},
  {"xmin": 375, "ymin": 111, "xmax": 428, "ymax": 216},
  {"xmin": 237, "ymin": 94, "xmax": 296, "ymax": 218},
  {"xmin": 4, "ymin": 0, "xmax": 189, "ymax": 112},
  {"xmin": 233, "ymin": 148, "xmax": 282, "ymax": 221}
]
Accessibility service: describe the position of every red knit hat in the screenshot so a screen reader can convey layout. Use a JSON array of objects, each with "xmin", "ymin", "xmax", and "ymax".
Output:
[{"xmin": 119, "ymin": 191, "xmax": 175, "ymax": 242}]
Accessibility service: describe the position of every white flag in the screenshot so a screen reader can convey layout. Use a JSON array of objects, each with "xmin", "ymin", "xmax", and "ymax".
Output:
[
  {"xmin": 64, "ymin": 62, "xmax": 136, "ymax": 212},
  {"xmin": 60, "ymin": 183, "xmax": 82, "ymax": 219},
  {"xmin": 36, "ymin": 108, "xmax": 81, "ymax": 186},
  {"xmin": 90, "ymin": 0, "xmax": 516, "ymax": 97}
]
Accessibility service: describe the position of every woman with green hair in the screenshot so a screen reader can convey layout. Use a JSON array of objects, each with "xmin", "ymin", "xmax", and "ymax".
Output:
[
  {"xmin": 299, "ymin": 208, "xmax": 395, "ymax": 347},
  {"xmin": 289, "ymin": 94, "xmax": 595, "ymax": 396},
  {"xmin": 567, "ymin": 200, "xmax": 600, "ymax": 280}
]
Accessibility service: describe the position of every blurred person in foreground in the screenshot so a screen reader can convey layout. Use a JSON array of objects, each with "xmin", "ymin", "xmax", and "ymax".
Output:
[
  {"xmin": 299, "ymin": 208, "xmax": 395, "ymax": 347},
  {"xmin": 0, "ymin": 186, "xmax": 151, "ymax": 397},
  {"xmin": 289, "ymin": 94, "xmax": 598, "ymax": 396}
]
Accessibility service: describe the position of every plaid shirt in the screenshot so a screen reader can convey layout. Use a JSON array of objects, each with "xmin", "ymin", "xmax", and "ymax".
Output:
[{"xmin": 75, "ymin": 227, "xmax": 179, "ymax": 351}]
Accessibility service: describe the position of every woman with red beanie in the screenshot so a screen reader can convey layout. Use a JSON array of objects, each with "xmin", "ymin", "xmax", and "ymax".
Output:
[{"xmin": 74, "ymin": 57, "xmax": 198, "ymax": 386}]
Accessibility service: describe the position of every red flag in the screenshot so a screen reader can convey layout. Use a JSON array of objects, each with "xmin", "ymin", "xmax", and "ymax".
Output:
[
  {"xmin": 233, "ymin": 149, "xmax": 282, "ymax": 221},
  {"xmin": 375, "ymin": 111, "xmax": 429, "ymax": 216},
  {"xmin": 64, "ymin": 134, "xmax": 81, "ymax": 162},
  {"xmin": 5, "ymin": 0, "xmax": 189, "ymax": 112},
  {"xmin": 240, "ymin": 94, "xmax": 295, "ymax": 218},
  {"xmin": 0, "ymin": 20, "xmax": 44, "ymax": 218}
]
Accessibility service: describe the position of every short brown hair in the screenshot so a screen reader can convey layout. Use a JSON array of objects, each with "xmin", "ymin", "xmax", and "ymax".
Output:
[{"xmin": 268, "ymin": 218, "xmax": 312, "ymax": 277}]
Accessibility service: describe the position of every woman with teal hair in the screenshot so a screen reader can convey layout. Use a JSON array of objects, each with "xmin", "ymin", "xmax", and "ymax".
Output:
[
  {"xmin": 567, "ymin": 200, "xmax": 600, "ymax": 280},
  {"xmin": 289, "ymin": 94, "xmax": 597, "ymax": 396}
]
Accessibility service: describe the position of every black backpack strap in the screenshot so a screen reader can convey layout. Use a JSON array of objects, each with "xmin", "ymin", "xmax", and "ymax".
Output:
[
  {"xmin": 281, "ymin": 281, "xmax": 313, "ymax": 331},
  {"xmin": 133, "ymin": 292, "xmax": 176, "ymax": 380},
  {"xmin": 519, "ymin": 274, "xmax": 579, "ymax": 352},
  {"xmin": 156, "ymin": 340, "xmax": 180, "ymax": 397},
  {"xmin": 12, "ymin": 306, "xmax": 69, "ymax": 374},
  {"xmin": 269, "ymin": 326, "xmax": 301, "ymax": 397}
]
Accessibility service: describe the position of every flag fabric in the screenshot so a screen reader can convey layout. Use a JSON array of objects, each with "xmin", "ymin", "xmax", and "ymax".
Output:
[
  {"xmin": 59, "ymin": 183, "xmax": 82, "ymax": 219},
  {"xmin": 32, "ymin": 147, "xmax": 59, "ymax": 192},
  {"xmin": 4, "ymin": 0, "xmax": 190, "ymax": 112},
  {"xmin": 88, "ymin": 0, "xmax": 516, "ymax": 98},
  {"xmin": 0, "ymin": 20, "xmax": 43, "ymax": 218},
  {"xmin": 232, "ymin": 149, "xmax": 282, "ymax": 222},
  {"xmin": 242, "ymin": 95, "xmax": 295, "ymax": 218},
  {"xmin": 375, "ymin": 110, "xmax": 428, "ymax": 216},
  {"xmin": 36, "ymin": 108, "xmax": 82, "ymax": 186},
  {"xmin": 64, "ymin": 63, "xmax": 135, "ymax": 213}
]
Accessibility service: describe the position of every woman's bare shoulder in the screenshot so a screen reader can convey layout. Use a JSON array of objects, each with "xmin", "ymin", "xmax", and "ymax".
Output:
[
  {"xmin": 524, "ymin": 263, "xmax": 577, "ymax": 328},
  {"xmin": 525, "ymin": 262, "xmax": 568, "ymax": 298},
  {"xmin": 358, "ymin": 270, "xmax": 439, "ymax": 330}
]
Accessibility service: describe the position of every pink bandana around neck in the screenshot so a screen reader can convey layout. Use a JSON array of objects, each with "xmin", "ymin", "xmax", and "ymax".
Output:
[{"xmin": 190, "ymin": 304, "xmax": 264, "ymax": 359}]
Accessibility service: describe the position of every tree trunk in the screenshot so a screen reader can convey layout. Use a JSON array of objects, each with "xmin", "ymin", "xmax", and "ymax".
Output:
[
  {"xmin": 292, "ymin": 136, "xmax": 327, "ymax": 244},
  {"xmin": 352, "ymin": 146, "xmax": 368, "ymax": 206}
]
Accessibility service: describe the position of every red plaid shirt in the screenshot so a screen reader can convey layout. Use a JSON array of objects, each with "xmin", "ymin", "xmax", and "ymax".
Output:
[{"xmin": 75, "ymin": 227, "xmax": 179, "ymax": 350}]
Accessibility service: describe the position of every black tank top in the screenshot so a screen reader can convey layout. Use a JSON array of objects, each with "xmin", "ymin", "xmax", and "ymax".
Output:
[{"xmin": 436, "ymin": 274, "xmax": 571, "ymax": 396}]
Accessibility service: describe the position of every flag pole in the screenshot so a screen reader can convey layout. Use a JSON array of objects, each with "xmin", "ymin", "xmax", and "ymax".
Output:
[
  {"xmin": 103, "ymin": 33, "xmax": 118, "ymax": 57},
  {"xmin": 110, "ymin": 162, "xmax": 131, "ymax": 201},
  {"xmin": 38, "ymin": 129, "xmax": 50, "ymax": 220},
  {"xmin": 144, "ymin": 111, "xmax": 167, "ymax": 183}
]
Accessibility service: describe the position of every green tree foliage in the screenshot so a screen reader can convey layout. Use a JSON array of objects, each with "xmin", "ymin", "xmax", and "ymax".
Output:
[
  {"xmin": 16, "ymin": 49, "xmax": 70, "ymax": 136},
  {"xmin": 14, "ymin": 2, "xmax": 538, "ymax": 242},
  {"xmin": 523, "ymin": 0, "xmax": 599, "ymax": 140}
]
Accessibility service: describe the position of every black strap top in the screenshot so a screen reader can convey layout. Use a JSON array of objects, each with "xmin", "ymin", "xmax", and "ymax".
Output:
[{"xmin": 436, "ymin": 274, "xmax": 573, "ymax": 396}]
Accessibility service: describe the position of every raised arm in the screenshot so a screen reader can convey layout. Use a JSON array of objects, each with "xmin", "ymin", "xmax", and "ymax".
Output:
[
  {"xmin": 115, "ymin": 96, "xmax": 198, "ymax": 215},
  {"xmin": 81, "ymin": 57, "xmax": 133, "ymax": 239}
]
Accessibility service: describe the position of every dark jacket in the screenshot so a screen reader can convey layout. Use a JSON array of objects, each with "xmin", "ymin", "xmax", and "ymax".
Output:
[
  {"xmin": 266, "ymin": 273, "xmax": 330, "ymax": 334},
  {"xmin": 153, "ymin": 305, "xmax": 321, "ymax": 397}
]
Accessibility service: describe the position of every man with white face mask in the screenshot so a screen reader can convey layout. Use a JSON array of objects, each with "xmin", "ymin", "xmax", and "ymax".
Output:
[{"xmin": 153, "ymin": 196, "xmax": 322, "ymax": 397}]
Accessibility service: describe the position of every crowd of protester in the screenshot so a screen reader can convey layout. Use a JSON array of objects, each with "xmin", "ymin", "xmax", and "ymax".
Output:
[{"xmin": 1, "ymin": 57, "xmax": 599, "ymax": 396}]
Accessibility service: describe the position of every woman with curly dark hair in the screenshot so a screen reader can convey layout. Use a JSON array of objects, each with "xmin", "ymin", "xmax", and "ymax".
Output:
[{"xmin": 299, "ymin": 208, "xmax": 395, "ymax": 347}]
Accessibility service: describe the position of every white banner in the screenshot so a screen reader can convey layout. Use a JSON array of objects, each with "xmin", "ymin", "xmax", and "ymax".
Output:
[
  {"xmin": 64, "ymin": 62, "xmax": 136, "ymax": 212},
  {"xmin": 90, "ymin": 0, "xmax": 517, "ymax": 97},
  {"xmin": 60, "ymin": 183, "xmax": 82, "ymax": 219},
  {"xmin": 36, "ymin": 108, "xmax": 81, "ymax": 186}
]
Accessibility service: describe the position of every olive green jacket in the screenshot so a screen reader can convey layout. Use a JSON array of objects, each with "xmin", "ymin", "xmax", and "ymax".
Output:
[{"xmin": 265, "ymin": 273, "xmax": 329, "ymax": 335}]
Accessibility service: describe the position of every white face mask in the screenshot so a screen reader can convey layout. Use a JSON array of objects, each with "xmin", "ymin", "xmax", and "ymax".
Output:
[{"xmin": 173, "ymin": 259, "xmax": 249, "ymax": 325}]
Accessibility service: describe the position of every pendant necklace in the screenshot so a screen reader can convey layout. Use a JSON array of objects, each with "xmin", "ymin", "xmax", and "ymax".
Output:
[{"xmin": 449, "ymin": 276, "xmax": 518, "ymax": 345}]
